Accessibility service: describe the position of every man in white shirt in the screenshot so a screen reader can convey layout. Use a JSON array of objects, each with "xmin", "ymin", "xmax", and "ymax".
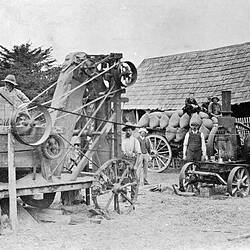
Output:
[
  {"xmin": 183, "ymin": 121, "xmax": 207, "ymax": 162},
  {"xmin": 122, "ymin": 122, "xmax": 141, "ymax": 168},
  {"xmin": 121, "ymin": 122, "xmax": 141, "ymax": 200}
]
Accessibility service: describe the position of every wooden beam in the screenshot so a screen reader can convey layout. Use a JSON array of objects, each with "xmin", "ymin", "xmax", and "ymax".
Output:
[{"xmin": 8, "ymin": 130, "xmax": 18, "ymax": 232}]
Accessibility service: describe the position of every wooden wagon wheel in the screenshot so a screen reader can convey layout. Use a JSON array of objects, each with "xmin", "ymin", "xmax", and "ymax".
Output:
[
  {"xmin": 179, "ymin": 162, "xmax": 200, "ymax": 192},
  {"xmin": 92, "ymin": 158, "xmax": 139, "ymax": 215},
  {"xmin": 147, "ymin": 134, "xmax": 172, "ymax": 173},
  {"xmin": 227, "ymin": 167, "xmax": 250, "ymax": 197}
]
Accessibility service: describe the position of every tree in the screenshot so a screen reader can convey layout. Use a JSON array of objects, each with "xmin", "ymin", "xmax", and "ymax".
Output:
[{"xmin": 0, "ymin": 42, "xmax": 61, "ymax": 102}]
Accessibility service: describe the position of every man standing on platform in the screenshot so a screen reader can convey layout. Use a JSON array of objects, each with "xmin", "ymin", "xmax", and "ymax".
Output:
[{"xmin": 137, "ymin": 128, "xmax": 151, "ymax": 185}]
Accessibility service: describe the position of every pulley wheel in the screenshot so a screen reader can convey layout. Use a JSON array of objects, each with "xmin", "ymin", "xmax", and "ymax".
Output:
[
  {"xmin": 11, "ymin": 103, "xmax": 52, "ymax": 146},
  {"xmin": 114, "ymin": 61, "xmax": 137, "ymax": 87},
  {"xmin": 41, "ymin": 134, "xmax": 65, "ymax": 159}
]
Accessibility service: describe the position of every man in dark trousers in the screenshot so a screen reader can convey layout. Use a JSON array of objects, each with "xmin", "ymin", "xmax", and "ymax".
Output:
[
  {"xmin": 183, "ymin": 121, "xmax": 207, "ymax": 162},
  {"xmin": 137, "ymin": 127, "xmax": 151, "ymax": 185}
]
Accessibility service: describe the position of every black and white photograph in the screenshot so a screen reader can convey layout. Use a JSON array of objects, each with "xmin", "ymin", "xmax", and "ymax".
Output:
[{"xmin": 0, "ymin": 0, "xmax": 250, "ymax": 249}]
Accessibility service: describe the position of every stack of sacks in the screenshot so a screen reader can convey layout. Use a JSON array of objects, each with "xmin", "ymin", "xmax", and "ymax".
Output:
[
  {"xmin": 165, "ymin": 111, "xmax": 181, "ymax": 142},
  {"xmin": 137, "ymin": 109, "xmax": 218, "ymax": 142},
  {"xmin": 193, "ymin": 111, "xmax": 215, "ymax": 140}
]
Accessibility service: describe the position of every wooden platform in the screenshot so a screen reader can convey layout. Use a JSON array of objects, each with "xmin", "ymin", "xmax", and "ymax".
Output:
[{"xmin": 0, "ymin": 173, "xmax": 93, "ymax": 198}]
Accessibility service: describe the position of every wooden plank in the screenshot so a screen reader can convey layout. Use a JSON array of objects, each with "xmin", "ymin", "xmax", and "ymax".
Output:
[
  {"xmin": 0, "ymin": 173, "xmax": 93, "ymax": 198},
  {"xmin": 8, "ymin": 131, "xmax": 18, "ymax": 231}
]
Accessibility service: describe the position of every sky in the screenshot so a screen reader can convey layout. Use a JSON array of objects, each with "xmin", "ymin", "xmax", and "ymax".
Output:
[{"xmin": 1, "ymin": 0, "xmax": 250, "ymax": 66}]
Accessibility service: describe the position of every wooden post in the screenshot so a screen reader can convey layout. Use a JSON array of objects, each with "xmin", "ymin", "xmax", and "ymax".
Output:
[
  {"xmin": 113, "ymin": 92, "xmax": 122, "ymax": 158},
  {"xmin": 8, "ymin": 129, "xmax": 18, "ymax": 231}
]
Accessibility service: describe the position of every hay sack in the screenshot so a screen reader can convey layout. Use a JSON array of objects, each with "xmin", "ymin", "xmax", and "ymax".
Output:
[
  {"xmin": 199, "ymin": 111, "xmax": 209, "ymax": 119},
  {"xmin": 137, "ymin": 113, "xmax": 150, "ymax": 127},
  {"xmin": 199, "ymin": 124, "xmax": 210, "ymax": 140},
  {"xmin": 177, "ymin": 109, "xmax": 184, "ymax": 116},
  {"xmin": 175, "ymin": 128, "xmax": 187, "ymax": 142},
  {"xmin": 164, "ymin": 110, "xmax": 175, "ymax": 117},
  {"xmin": 149, "ymin": 114, "xmax": 160, "ymax": 128},
  {"xmin": 202, "ymin": 118, "xmax": 213, "ymax": 130},
  {"xmin": 180, "ymin": 113, "xmax": 190, "ymax": 128},
  {"xmin": 190, "ymin": 113, "xmax": 202, "ymax": 126},
  {"xmin": 159, "ymin": 114, "xmax": 169, "ymax": 129},
  {"xmin": 165, "ymin": 126, "xmax": 177, "ymax": 142},
  {"xmin": 150, "ymin": 111, "xmax": 163, "ymax": 119},
  {"xmin": 169, "ymin": 112, "xmax": 180, "ymax": 127}
]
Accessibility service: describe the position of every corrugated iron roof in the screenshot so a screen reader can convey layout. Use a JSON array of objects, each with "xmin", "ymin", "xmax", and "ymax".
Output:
[{"xmin": 124, "ymin": 42, "xmax": 250, "ymax": 110}]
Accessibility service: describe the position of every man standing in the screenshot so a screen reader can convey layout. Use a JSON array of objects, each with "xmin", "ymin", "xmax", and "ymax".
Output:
[
  {"xmin": 122, "ymin": 122, "xmax": 141, "ymax": 169},
  {"xmin": 137, "ymin": 128, "xmax": 151, "ymax": 185},
  {"xmin": 183, "ymin": 121, "xmax": 207, "ymax": 162},
  {"xmin": 121, "ymin": 122, "xmax": 141, "ymax": 199}
]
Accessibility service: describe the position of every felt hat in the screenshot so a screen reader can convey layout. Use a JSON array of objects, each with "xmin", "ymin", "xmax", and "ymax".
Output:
[
  {"xmin": 122, "ymin": 122, "xmax": 135, "ymax": 132},
  {"xmin": 138, "ymin": 127, "xmax": 148, "ymax": 134},
  {"xmin": 2, "ymin": 74, "xmax": 18, "ymax": 86},
  {"xmin": 190, "ymin": 121, "xmax": 200, "ymax": 127},
  {"xmin": 211, "ymin": 96, "xmax": 219, "ymax": 102}
]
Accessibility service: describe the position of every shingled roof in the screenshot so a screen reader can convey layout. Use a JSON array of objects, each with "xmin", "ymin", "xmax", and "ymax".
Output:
[{"xmin": 124, "ymin": 42, "xmax": 250, "ymax": 110}]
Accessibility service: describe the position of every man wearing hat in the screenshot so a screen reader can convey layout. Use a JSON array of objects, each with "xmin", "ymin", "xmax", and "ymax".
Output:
[
  {"xmin": 208, "ymin": 96, "xmax": 221, "ymax": 117},
  {"xmin": 121, "ymin": 122, "xmax": 141, "ymax": 200},
  {"xmin": 0, "ymin": 74, "xmax": 30, "ymax": 107},
  {"xmin": 183, "ymin": 121, "xmax": 207, "ymax": 162},
  {"xmin": 122, "ymin": 122, "xmax": 141, "ymax": 167},
  {"xmin": 137, "ymin": 127, "xmax": 151, "ymax": 185}
]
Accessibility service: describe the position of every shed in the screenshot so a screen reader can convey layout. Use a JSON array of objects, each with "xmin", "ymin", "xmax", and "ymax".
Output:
[{"xmin": 124, "ymin": 42, "xmax": 250, "ymax": 121}]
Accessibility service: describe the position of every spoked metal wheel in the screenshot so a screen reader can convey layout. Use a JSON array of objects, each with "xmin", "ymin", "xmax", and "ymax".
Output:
[
  {"xmin": 147, "ymin": 134, "xmax": 172, "ymax": 172},
  {"xmin": 227, "ymin": 167, "xmax": 250, "ymax": 197},
  {"xmin": 179, "ymin": 162, "xmax": 200, "ymax": 192},
  {"xmin": 92, "ymin": 158, "xmax": 139, "ymax": 215},
  {"xmin": 11, "ymin": 103, "xmax": 52, "ymax": 146}
]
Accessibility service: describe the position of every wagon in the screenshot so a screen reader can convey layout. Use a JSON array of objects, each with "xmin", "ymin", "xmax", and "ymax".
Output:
[{"xmin": 179, "ymin": 91, "xmax": 250, "ymax": 196}]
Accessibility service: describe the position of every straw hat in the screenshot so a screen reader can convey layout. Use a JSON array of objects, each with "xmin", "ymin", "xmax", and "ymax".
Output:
[
  {"xmin": 138, "ymin": 127, "xmax": 148, "ymax": 134},
  {"xmin": 2, "ymin": 74, "xmax": 18, "ymax": 86}
]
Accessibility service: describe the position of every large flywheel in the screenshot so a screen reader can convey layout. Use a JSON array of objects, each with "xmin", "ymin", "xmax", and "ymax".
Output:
[
  {"xmin": 92, "ymin": 158, "xmax": 139, "ymax": 215},
  {"xmin": 11, "ymin": 103, "xmax": 52, "ymax": 146}
]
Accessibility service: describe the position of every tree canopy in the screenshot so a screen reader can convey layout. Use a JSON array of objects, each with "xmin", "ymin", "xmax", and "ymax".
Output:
[{"xmin": 0, "ymin": 42, "xmax": 61, "ymax": 102}]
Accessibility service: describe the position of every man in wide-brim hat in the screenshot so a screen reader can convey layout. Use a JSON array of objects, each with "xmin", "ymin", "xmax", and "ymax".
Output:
[
  {"xmin": 121, "ymin": 122, "xmax": 141, "ymax": 199},
  {"xmin": 122, "ymin": 122, "xmax": 136, "ymax": 132},
  {"xmin": 211, "ymin": 96, "xmax": 219, "ymax": 102},
  {"xmin": 0, "ymin": 74, "xmax": 30, "ymax": 106},
  {"xmin": 208, "ymin": 96, "xmax": 221, "ymax": 117}
]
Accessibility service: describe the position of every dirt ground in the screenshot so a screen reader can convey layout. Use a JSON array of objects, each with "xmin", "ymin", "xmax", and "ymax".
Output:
[{"xmin": 1, "ymin": 171, "xmax": 250, "ymax": 250}]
